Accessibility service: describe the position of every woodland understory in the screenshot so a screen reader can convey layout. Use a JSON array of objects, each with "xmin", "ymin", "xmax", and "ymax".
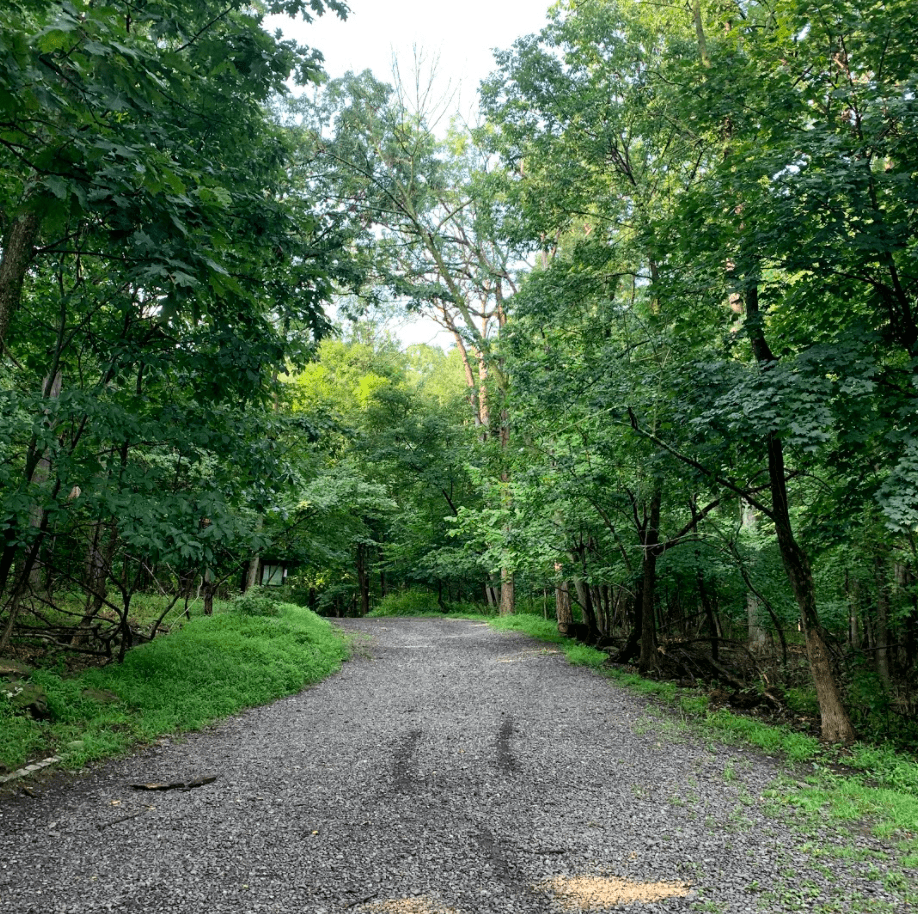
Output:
[{"xmin": 2, "ymin": 0, "xmax": 918, "ymax": 752}]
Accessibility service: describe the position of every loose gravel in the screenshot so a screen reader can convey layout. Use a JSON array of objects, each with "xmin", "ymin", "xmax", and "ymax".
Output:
[{"xmin": 0, "ymin": 618, "xmax": 911, "ymax": 913}]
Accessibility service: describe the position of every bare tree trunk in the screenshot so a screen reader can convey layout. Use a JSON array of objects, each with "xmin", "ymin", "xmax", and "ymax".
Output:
[
  {"xmin": 874, "ymin": 556, "xmax": 892, "ymax": 690},
  {"xmin": 0, "ymin": 211, "xmax": 40, "ymax": 351},
  {"xmin": 638, "ymin": 486, "xmax": 662, "ymax": 671}
]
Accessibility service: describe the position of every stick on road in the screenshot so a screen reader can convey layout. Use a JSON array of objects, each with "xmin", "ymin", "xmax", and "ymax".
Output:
[{"xmin": 0, "ymin": 618, "xmax": 906, "ymax": 912}]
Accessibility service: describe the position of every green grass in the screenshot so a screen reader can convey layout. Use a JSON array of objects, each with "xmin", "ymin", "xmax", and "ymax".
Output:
[
  {"xmin": 368, "ymin": 590, "xmax": 459, "ymax": 617},
  {"xmin": 468, "ymin": 609, "xmax": 918, "ymax": 853},
  {"xmin": 1, "ymin": 602, "xmax": 348, "ymax": 772},
  {"xmin": 486, "ymin": 613, "xmax": 608, "ymax": 668}
]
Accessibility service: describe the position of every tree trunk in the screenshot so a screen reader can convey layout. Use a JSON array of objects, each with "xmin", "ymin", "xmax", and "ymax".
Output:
[
  {"xmin": 615, "ymin": 577, "xmax": 643, "ymax": 664},
  {"xmin": 0, "ymin": 486, "xmax": 59, "ymax": 650},
  {"xmin": 874, "ymin": 556, "xmax": 892, "ymax": 690},
  {"xmin": 697, "ymin": 566, "xmax": 720, "ymax": 662},
  {"xmin": 554, "ymin": 564, "xmax": 573, "ymax": 633},
  {"xmin": 356, "ymin": 543, "xmax": 370, "ymax": 617},
  {"xmin": 769, "ymin": 434, "xmax": 855, "ymax": 742},
  {"xmin": 499, "ymin": 568, "xmax": 514, "ymax": 617},
  {"xmin": 741, "ymin": 502, "xmax": 768, "ymax": 653},
  {"xmin": 27, "ymin": 371, "xmax": 63, "ymax": 589},
  {"xmin": 0, "ymin": 211, "xmax": 40, "ymax": 351},
  {"xmin": 203, "ymin": 568, "xmax": 214, "ymax": 616},
  {"xmin": 71, "ymin": 517, "xmax": 121, "ymax": 646},
  {"xmin": 747, "ymin": 285, "xmax": 855, "ymax": 742},
  {"xmin": 572, "ymin": 579, "xmax": 599, "ymax": 639},
  {"xmin": 846, "ymin": 571, "xmax": 862, "ymax": 649},
  {"xmin": 245, "ymin": 554, "xmax": 260, "ymax": 592},
  {"xmin": 638, "ymin": 487, "xmax": 662, "ymax": 671}
]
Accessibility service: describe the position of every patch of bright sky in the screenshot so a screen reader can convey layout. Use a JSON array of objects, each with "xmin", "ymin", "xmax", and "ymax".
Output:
[{"xmin": 265, "ymin": 0, "xmax": 552, "ymax": 349}]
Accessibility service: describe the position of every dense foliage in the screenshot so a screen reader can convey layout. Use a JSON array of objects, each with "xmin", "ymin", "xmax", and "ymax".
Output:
[
  {"xmin": 0, "ymin": 0, "xmax": 354, "ymax": 656},
  {"xmin": 3, "ymin": 0, "xmax": 918, "ymax": 748}
]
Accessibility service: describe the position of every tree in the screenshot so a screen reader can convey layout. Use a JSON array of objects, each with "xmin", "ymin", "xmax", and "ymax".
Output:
[
  {"xmin": 304, "ymin": 62, "xmax": 528, "ymax": 612},
  {"xmin": 279, "ymin": 330, "xmax": 484, "ymax": 612},
  {"xmin": 0, "ymin": 0, "xmax": 353, "ymax": 652}
]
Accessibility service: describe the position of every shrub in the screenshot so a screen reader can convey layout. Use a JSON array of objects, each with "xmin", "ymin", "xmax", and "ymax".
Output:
[
  {"xmin": 232, "ymin": 586, "xmax": 282, "ymax": 617},
  {"xmin": 369, "ymin": 590, "xmax": 440, "ymax": 617}
]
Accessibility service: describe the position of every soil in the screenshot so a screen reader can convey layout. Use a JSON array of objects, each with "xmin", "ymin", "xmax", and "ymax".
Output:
[
  {"xmin": 0, "ymin": 617, "xmax": 911, "ymax": 913},
  {"xmin": 537, "ymin": 876, "xmax": 691, "ymax": 909}
]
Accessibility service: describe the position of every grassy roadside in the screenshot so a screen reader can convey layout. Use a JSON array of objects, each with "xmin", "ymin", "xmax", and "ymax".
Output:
[
  {"xmin": 1, "ymin": 602, "xmax": 348, "ymax": 775},
  {"xmin": 479, "ymin": 611, "xmax": 918, "ymax": 872}
]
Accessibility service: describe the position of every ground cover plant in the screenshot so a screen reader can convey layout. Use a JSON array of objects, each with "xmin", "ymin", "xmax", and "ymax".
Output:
[
  {"xmin": 505, "ymin": 611, "xmax": 918, "ymax": 865},
  {"xmin": 0, "ymin": 602, "xmax": 347, "ymax": 773},
  {"xmin": 366, "ymin": 592, "xmax": 918, "ymax": 863}
]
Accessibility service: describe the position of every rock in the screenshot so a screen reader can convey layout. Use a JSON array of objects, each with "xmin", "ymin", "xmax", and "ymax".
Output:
[
  {"xmin": 7, "ymin": 681, "xmax": 51, "ymax": 719},
  {"xmin": 0, "ymin": 659, "xmax": 33, "ymax": 680}
]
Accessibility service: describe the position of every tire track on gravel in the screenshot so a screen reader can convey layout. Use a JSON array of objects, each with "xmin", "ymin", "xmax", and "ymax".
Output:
[{"xmin": 0, "ymin": 617, "xmax": 911, "ymax": 914}]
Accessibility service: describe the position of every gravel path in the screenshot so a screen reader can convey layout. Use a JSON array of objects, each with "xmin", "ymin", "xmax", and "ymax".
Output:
[{"xmin": 0, "ymin": 618, "xmax": 910, "ymax": 913}]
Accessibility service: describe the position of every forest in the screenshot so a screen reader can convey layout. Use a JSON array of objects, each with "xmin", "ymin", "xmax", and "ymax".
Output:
[{"xmin": 1, "ymin": 0, "xmax": 918, "ymax": 752}]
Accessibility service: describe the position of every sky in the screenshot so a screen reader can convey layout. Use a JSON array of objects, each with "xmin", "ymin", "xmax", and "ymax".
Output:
[
  {"xmin": 268, "ymin": 0, "xmax": 551, "ymax": 89},
  {"xmin": 265, "ymin": 1, "xmax": 553, "ymax": 348}
]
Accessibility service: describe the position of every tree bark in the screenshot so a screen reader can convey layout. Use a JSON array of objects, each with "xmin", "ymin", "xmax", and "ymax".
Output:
[
  {"xmin": 638, "ymin": 486, "xmax": 662, "ymax": 671},
  {"xmin": 554, "ymin": 573, "xmax": 573, "ymax": 634},
  {"xmin": 245, "ymin": 554, "xmax": 260, "ymax": 592},
  {"xmin": 203, "ymin": 568, "xmax": 214, "ymax": 616},
  {"xmin": 499, "ymin": 568, "xmax": 514, "ymax": 617},
  {"xmin": 27, "ymin": 371, "xmax": 63, "ymax": 588},
  {"xmin": 741, "ymin": 502, "xmax": 769, "ymax": 653},
  {"xmin": 356, "ymin": 542, "xmax": 370, "ymax": 617},
  {"xmin": 746, "ymin": 284, "xmax": 855, "ymax": 742},
  {"xmin": 0, "ymin": 211, "xmax": 40, "ymax": 351},
  {"xmin": 874, "ymin": 556, "xmax": 892, "ymax": 690},
  {"xmin": 573, "ymin": 579, "xmax": 599, "ymax": 639},
  {"xmin": 768, "ymin": 432, "xmax": 855, "ymax": 742},
  {"xmin": 696, "ymin": 565, "xmax": 720, "ymax": 662}
]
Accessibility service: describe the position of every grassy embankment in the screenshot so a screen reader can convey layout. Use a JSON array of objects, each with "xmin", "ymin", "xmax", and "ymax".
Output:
[
  {"xmin": 1, "ymin": 596, "xmax": 348, "ymax": 774},
  {"xmin": 368, "ymin": 592, "xmax": 918, "ymax": 869}
]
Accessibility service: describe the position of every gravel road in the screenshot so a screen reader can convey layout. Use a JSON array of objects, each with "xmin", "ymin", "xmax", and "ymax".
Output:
[{"xmin": 0, "ymin": 618, "xmax": 911, "ymax": 913}]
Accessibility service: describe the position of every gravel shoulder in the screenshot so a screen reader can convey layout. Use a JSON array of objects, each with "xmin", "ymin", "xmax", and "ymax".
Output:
[{"xmin": 0, "ymin": 617, "xmax": 910, "ymax": 913}]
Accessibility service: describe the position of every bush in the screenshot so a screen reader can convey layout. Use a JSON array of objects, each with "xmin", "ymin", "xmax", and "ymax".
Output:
[
  {"xmin": 368, "ymin": 590, "xmax": 440, "ymax": 617},
  {"xmin": 232, "ymin": 586, "xmax": 282, "ymax": 617}
]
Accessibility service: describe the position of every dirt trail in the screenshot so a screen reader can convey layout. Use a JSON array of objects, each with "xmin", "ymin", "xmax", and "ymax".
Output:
[{"xmin": 0, "ymin": 618, "xmax": 908, "ymax": 912}]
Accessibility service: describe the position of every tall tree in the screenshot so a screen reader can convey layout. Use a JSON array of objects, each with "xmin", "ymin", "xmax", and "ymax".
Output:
[
  {"xmin": 0, "ymin": 0, "xmax": 353, "ymax": 649},
  {"xmin": 304, "ymin": 64, "xmax": 526, "ymax": 611}
]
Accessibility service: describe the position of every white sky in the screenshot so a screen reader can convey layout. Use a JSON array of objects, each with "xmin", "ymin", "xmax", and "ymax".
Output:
[
  {"xmin": 266, "ymin": 0, "xmax": 553, "ymax": 348},
  {"xmin": 269, "ymin": 0, "xmax": 551, "ymax": 89}
]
